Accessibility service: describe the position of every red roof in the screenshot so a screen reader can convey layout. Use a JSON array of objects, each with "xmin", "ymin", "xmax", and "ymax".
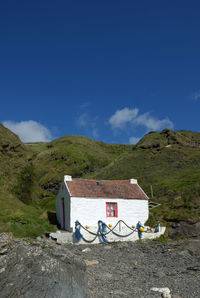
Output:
[{"xmin": 65, "ymin": 179, "xmax": 149, "ymax": 200}]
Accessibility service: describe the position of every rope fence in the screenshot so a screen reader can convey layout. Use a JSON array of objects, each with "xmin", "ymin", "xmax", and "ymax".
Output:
[{"xmin": 75, "ymin": 220, "xmax": 140, "ymax": 243}]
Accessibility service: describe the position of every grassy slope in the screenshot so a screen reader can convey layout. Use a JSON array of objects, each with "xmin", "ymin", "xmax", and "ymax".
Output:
[
  {"xmin": 0, "ymin": 126, "xmax": 56, "ymax": 237},
  {"xmin": 26, "ymin": 135, "xmax": 133, "ymax": 198},
  {"xmin": 0, "ymin": 124, "xmax": 200, "ymax": 237},
  {"xmin": 93, "ymin": 129, "xmax": 200, "ymax": 225}
]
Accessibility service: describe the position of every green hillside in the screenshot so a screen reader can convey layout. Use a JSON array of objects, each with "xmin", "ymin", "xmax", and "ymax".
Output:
[
  {"xmin": 0, "ymin": 125, "xmax": 58, "ymax": 237},
  {"xmin": 93, "ymin": 129, "xmax": 200, "ymax": 225},
  {"xmin": 30, "ymin": 134, "xmax": 133, "ymax": 195},
  {"xmin": 0, "ymin": 124, "xmax": 199, "ymax": 237}
]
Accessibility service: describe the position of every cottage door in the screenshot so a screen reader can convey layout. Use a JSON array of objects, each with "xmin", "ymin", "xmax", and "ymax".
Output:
[{"xmin": 62, "ymin": 198, "xmax": 65, "ymax": 229}]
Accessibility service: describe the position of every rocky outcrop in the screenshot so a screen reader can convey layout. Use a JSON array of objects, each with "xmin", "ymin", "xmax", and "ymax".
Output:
[
  {"xmin": 41, "ymin": 181, "xmax": 60, "ymax": 195},
  {"xmin": 0, "ymin": 233, "xmax": 87, "ymax": 298},
  {"xmin": 137, "ymin": 129, "xmax": 200, "ymax": 149},
  {"xmin": 0, "ymin": 124, "xmax": 25, "ymax": 154},
  {"xmin": 168, "ymin": 221, "xmax": 200, "ymax": 239}
]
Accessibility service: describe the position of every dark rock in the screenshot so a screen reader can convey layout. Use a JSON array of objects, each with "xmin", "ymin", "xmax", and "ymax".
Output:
[
  {"xmin": 168, "ymin": 221, "xmax": 200, "ymax": 239},
  {"xmin": 0, "ymin": 233, "xmax": 87, "ymax": 298},
  {"xmin": 41, "ymin": 181, "xmax": 59, "ymax": 194},
  {"xmin": 185, "ymin": 239, "xmax": 200, "ymax": 256}
]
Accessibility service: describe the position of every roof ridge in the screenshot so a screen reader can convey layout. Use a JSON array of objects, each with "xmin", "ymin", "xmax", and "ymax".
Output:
[{"xmin": 71, "ymin": 178, "xmax": 129, "ymax": 182}]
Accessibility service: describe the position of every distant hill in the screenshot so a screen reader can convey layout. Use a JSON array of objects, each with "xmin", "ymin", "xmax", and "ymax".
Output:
[{"xmin": 0, "ymin": 124, "xmax": 199, "ymax": 237}]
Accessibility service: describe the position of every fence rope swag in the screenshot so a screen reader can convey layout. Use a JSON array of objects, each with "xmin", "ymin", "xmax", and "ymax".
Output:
[{"xmin": 75, "ymin": 220, "xmax": 138, "ymax": 243}]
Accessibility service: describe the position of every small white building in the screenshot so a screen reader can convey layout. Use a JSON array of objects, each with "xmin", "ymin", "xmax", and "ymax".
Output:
[{"xmin": 56, "ymin": 175, "xmax": 149, "ymax": 232}]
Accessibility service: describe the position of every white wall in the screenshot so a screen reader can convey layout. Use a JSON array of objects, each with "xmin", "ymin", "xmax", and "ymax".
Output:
[{"xmin": 70, "ymin": 197, "xmax": 148, "ymax": 231}]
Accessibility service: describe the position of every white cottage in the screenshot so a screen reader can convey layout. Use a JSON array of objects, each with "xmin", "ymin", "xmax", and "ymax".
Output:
[{"xmin": 56, "ymin": 175, "xmax": 149, "ymax": 231}]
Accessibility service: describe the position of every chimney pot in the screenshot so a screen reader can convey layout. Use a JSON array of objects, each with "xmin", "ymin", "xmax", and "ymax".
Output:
[
  {"xmin": 130, "ymin": 178, "xmax": 137, "ymax": 184},
  {"xmin": 64, "ymin": 175, "xmax": 72, "ymax": 182}
]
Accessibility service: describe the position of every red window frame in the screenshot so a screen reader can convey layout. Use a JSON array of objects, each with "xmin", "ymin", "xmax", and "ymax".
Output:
[{"xmin": 106, "ymin": 202, "xmax": 118, "ymax": 217}]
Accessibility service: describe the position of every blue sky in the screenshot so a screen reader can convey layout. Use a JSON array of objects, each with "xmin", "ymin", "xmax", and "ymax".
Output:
[{"xmin": 0, "ymin": 1, "xmax": 200, "ymax": 143}]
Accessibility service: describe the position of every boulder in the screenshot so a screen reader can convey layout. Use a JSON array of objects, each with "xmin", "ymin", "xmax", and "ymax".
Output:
[
  {"xmin": 0, "ymin": 233, "xmax": 87, "ymax": 298},
  {"xmin": 168, "ymin": 221, "xmax": 200, "ymax": 239}
]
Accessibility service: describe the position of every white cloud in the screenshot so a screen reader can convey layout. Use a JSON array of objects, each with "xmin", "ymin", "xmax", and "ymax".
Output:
[
  {"xmin": 109, "ymin": 107, "xmax": 174, "ymax": 131},
  {"xmin": 3, "ymin": 120, "xmax": 52, "ymax": 142},
  {"xmin": 134, "ymin": 112, "xmax": 174, "ymax": 131},
  {"xmin": 109, "ymin": 107, "xmax": 139, "ymax": 129},
  {"xmin": 129, "ymin": 136, "xmax": 141, "ymax": 144}
]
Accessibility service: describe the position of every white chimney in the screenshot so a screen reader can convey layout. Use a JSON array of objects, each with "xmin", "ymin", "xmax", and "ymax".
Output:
[
  {"xmin": 129, "ymin": 178, "xmax": 138, "ymax": 184},
  {"xmin": 64, "ymin": 175, "xmax": 72, "ymax": 182}
]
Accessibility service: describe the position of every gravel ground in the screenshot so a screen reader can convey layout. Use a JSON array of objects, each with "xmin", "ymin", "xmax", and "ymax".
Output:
[{"xmin": 69, "ymin": 239, "xmax": 200, "ymax": 298}]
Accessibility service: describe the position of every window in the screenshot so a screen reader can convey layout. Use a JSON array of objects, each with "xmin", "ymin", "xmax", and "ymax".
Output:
[{"xmin": 106, "ymin": 202, "xmax": 117, "ymax": 217}]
